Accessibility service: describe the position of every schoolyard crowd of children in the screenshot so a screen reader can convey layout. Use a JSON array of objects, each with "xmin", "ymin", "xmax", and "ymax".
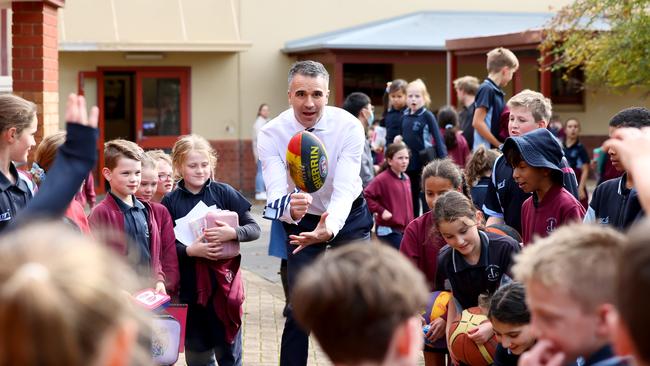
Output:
[{"xmin": 0, "ymin": 45, "xmax": 648, "ymax": 366}]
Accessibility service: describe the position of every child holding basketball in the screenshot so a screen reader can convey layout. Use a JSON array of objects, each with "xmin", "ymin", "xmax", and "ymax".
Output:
[
  {"xmin": 399, "ymin": 158, "xmax": 467, "ymax": 366},
  {"xmin": 488, "ymin": 282, "xmax": 536, "ymax": 366},
  {"xmin": 363, "ymin": 142, "xmax": 412, "ymax": 249},
  {"xmin": 433, "ymin": 190, "xmax": 520, "ymax": 345},
  {"xmin": 161, "ymin": 134, "xmax": 260, "ymax": 366},
  {"xmin": 514, "ymin": 224, "xmax": 628, "ymax": 366}
]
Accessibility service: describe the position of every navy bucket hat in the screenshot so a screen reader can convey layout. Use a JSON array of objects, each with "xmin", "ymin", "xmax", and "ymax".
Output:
[{"xmin": 502, "ymin": 128, "xmax": 564, "ymax": 173}]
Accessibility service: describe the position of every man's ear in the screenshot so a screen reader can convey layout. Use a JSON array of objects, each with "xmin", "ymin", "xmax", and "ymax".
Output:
[{"xmin": 392, "ymin": 317, "xmax": 422, "ymax": 361}]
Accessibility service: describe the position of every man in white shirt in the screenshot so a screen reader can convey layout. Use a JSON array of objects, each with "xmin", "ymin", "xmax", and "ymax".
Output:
[{"xmin": 257, "ymin": 60, "xmax": 373, "ymax": 366}]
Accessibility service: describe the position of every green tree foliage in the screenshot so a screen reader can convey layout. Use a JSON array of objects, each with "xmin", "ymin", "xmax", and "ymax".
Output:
[{"xmin": 541, "ymin": 0, "xmax": 650, "ymax": 91}]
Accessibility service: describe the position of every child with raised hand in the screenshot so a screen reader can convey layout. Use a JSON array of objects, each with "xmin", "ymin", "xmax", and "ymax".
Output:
[
  {"xmin": 161, "ymin": 134, "xmax": 260, "ymax": 366},
  {"xmin": 400, "ymin": 159, "xmax": 464, "ymax": 366},
  {"xmin": 433, "ymin": 190, "xmax": 520, "ymax": 345},
  {"xmin": 135, "ymin": 152, "xmax": 180, "ymax": 297},
  {"xmin": 31, "ymin": 131, "xmax": 90, "ymax": 234},
  {"xmin": 488, "ymin": 282, "xmax": 536, "ymax": 366},
  {"xmin": 502, "ymin": 128, "xmax": 585, "ymax": 245},
  {"xmin": 465, "ymin": 146, "xmax": 500, "ymax": 213},
  {"xmin": 383, "ymin": 79, "xmax": 408, "ymax": 145},
  {"xmin": 0, "ymin": 222, "xmax": 150, "ymax": 366},
  {"xmin": 514, "ymin": 224, "xmax": 628, "ymax": 366},
  {"xmin": 363, "ymin": 142, "xmax": 412, "ymax": 249},
  {"xmin": 401, "ymin": 79, "xmax": 447, "ymax": 217},
  {"xmin": 563, "ymin": 118, "xmax": 590, "ymax": 208},
  {"xmin": 437, "ymin": 106, "xmax": 470, "ymax": 168},
  {"xmin": 0, "ymin": 94, "xmax": 38, "ymax": 231},
  {"xmin": 147, "ymin": 149, "xmax": 174, "ymax": 203},
  {"xmin": 88, "ymin": 139, "xmax": 167, "ymax": 295}
]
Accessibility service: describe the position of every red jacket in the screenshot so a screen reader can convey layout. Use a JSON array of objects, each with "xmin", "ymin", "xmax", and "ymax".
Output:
[
  {"xmin": 364, "ymin": 169, "xmax": 414, "ymax": 232},
  {"xmin": 150, "ymin": 202, "xmax": 180, "ymax": 296},
  {"xmin": 65, "ymin": 199, "xmax": 91, "ymax": 235},
  {"xmin": 88, "ymin": 194, "xmax": 165, "ymax": 284}
]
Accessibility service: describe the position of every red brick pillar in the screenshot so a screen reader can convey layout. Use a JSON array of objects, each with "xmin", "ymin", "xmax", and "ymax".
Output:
[{"xmin": 11, "ymin": 0, "xmax": 64, "ymax": 144}]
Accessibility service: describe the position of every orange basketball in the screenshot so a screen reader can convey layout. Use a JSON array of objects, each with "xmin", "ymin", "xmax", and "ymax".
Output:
[
  {"xmin": 286, "ymin": 131, "xmax": 328, "ymax": 193},
  {"xmin": 447, "ymin": 306, "xmax": 498, "ymax": 366}
]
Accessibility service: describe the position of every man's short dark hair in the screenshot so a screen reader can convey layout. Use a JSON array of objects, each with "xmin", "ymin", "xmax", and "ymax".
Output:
[
  {"xmin": 618, "ymin": 218, "xmax": 650, "ymax": 364},
  {"xmin": 288, "ymin": 60, "xmax": 329, "ymax": 86},
  {"xmin": 342, "ymin": 92, "xmax": 371, "ymax": 119},
  {"xmin": 292, "ymin": 242, "xmax": 428, "ymax": 364},
  {"xmin": 609, "ymin": 107, "xmax": 650, "ymax": 128}
]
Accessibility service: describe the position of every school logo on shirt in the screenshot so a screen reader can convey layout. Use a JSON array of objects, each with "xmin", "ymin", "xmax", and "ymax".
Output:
[
  {"xmin": 0, "ymin": 210, "xmax": 11, "ymax": 222},
  {"xmin": 546, "ymin": 217, "xmax": 558, "ymax": 234},
  {"xmin": 498, "ymin": 179, "xmax": 506, "ymax": 190},
  {"xmin": 225, "ymin": 269, "xmax": 234, "ymax": 284},
  {"xmin": 598, "ymin": 216, "xmax": 610, "ymax": 225},
  {"xmin": 485, "ymin": 265, "xmax": 501, "ymax": 281}
]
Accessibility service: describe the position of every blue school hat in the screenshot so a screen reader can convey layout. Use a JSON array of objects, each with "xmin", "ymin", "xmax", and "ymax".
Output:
[{"xmin": 502, "ymin": 128, "xmax": 564, "ymax": 173}]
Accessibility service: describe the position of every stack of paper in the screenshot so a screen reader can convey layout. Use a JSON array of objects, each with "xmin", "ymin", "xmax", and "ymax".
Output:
[{"xmin": 173, "ymin": 201, "xmax": 218, "ymax": 246}]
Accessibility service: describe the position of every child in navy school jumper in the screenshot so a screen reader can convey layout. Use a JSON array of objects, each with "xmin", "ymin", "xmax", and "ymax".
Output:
[
  {"xmin": 433, "ymin": 190, "xmax": 520, "ymax": 345},
  {"xmin": 363, "ymin": 142, "xmax": 413, "ymax": 250},
  {"xmin": 400, "ymin": 79, "xmax": 447, "ymax": 217},
  {"xmin": 472, "ymin": 47, "xmax": 519, "ymax": 150},
  {"xmin": 503, "ymin": 128, "xmax": 585, "ymax": 245},
  {"xmin": 482, "ymin": 90, "xmax": 579, "ymax": 235},
  {"xmin": 563, "ymin": 118, "xmax": 590, "ymax": 208},
  {"xmin": 584, "ymin": 107, "xmax": 650, "ymax": 230},
  {"xmin": 88, "ymin": 139, "xmax": 167, "ymax": 294},
  {"xmin": 161, "ymin": 134, "xmax": 260, "ymax": 366},
  {"xmin": 465, "ymin": 146, "xmax": 500, "ymax": 214},
  {"xmin": 383, "ymin": 79, "xmax": 408, "ymax": 145},
  {"xmin": 135, "ymin": 152, "xmax": 180, "ymax": 297},
  {"xmin": 399, "ymin": 158, "xmax": 466, "ymax": 366},
  {"xmin": 437, "ymin": 106, "xmax": 470, "ymax": 169},
  {"xmin": 0, "ymin": 94, "xmax": 38, "ymax": 233}
]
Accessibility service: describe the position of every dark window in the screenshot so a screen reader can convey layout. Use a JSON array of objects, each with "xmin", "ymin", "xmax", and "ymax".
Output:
[
  {"xmin": 551, "ymin": 67, "xmax": 585, "ymax": 105},
  {"xmin": 343, "ymin": 64, "xmax": 392, "ymax": 106}
]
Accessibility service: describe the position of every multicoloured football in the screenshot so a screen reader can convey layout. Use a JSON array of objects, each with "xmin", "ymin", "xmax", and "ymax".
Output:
[{"xmin": 286, "ymin": 130, "xmax": 328, "ymax": 193}]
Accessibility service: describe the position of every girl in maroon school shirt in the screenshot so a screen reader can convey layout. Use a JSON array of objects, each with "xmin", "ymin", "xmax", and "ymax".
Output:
[
  {"xmin": 399, "ymin": 158, "xmax": 468, "ymax": 366},
  {"xmin": 363, "ymin": 142, "xmax": 413, "ymax": 249}
]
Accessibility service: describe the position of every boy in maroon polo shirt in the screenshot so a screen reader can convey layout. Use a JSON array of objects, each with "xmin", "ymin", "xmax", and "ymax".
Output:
[{"xmin": 503, "ymin": 128, "xmax": 585, "ymax": 245}]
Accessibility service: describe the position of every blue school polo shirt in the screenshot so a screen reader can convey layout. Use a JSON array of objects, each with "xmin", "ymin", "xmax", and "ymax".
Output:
[
  {"xmin": 473, "ymin": 78, "xmax": 505, "ymax": 150},
  {"xmin": 585, "ymin": 173, "xmax": 644, "ymax": 229},
  {"xmin": 110, "ymin": 192, "xmax": 151, "ymax": 275}
]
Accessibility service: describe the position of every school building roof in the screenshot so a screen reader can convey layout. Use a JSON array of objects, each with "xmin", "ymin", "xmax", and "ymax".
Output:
[{"xmin": 283, "ymin": 11, "xmax": 555, "ymax": 53}]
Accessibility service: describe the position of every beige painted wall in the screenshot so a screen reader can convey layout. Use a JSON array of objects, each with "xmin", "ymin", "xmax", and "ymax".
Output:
[{"xmin": 59, "ymin": 52, "xmax": 241, "ymax": 140}]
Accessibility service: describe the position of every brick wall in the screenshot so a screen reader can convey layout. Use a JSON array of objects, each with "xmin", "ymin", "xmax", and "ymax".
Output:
[
  {"xmin": 12, "ymin": 0, "xmax": 64, "ymax": 146},
  {"xmin": 210, "ymin": 139, "xmax": 257, "ymax": 195}
]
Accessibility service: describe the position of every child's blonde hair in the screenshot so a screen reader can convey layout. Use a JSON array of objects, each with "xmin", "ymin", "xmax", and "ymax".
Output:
[
  {"xmin": 171, "ymin": 134, "xmax": 217, "ymax": 180},
  {"xmin": 486, "ymin": 47, "xmax": 519, "ymax": 74},
  {"xmin": 507, "ymin": 89, "xmax": 553, "ymax": 123},
  {"xmin": 147, "ymin": 149, "xmax": 172, "ymax": 167},
  {"xmin": 34, "ymin": 131, "xmax": 66, "ymax": 172},
  {"xmin": 453, "ymin": 76, "xmax": 480, "ymax": 96},
  {"xmin": 140, "ymin": 151, "xmax": 157, "ymax": 171},
  {"xmin": 0, "ymin": 222, "xmax": 149, "ymax": 365},
  {"xmin": 512, "ymin": 224, "xmax": 626, "ymax": 311},
  {"xmin": 0, "ymin": 94, "xmax": 37, "ymax": 134},
  {"xmin": 407, "ymin": 79, "xmax": 431, "ymax": 108}
]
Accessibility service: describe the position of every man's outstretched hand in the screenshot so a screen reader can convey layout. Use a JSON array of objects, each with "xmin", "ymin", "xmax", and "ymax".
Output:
[{"xmin": 289, "ymin": 212, "xmax": 333, "ymax": 254}]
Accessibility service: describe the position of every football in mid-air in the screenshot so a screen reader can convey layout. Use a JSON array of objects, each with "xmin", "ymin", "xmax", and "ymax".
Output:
[{"xmin": 286, "ymin": 130, "xmax": 328, "ymax": 193}]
